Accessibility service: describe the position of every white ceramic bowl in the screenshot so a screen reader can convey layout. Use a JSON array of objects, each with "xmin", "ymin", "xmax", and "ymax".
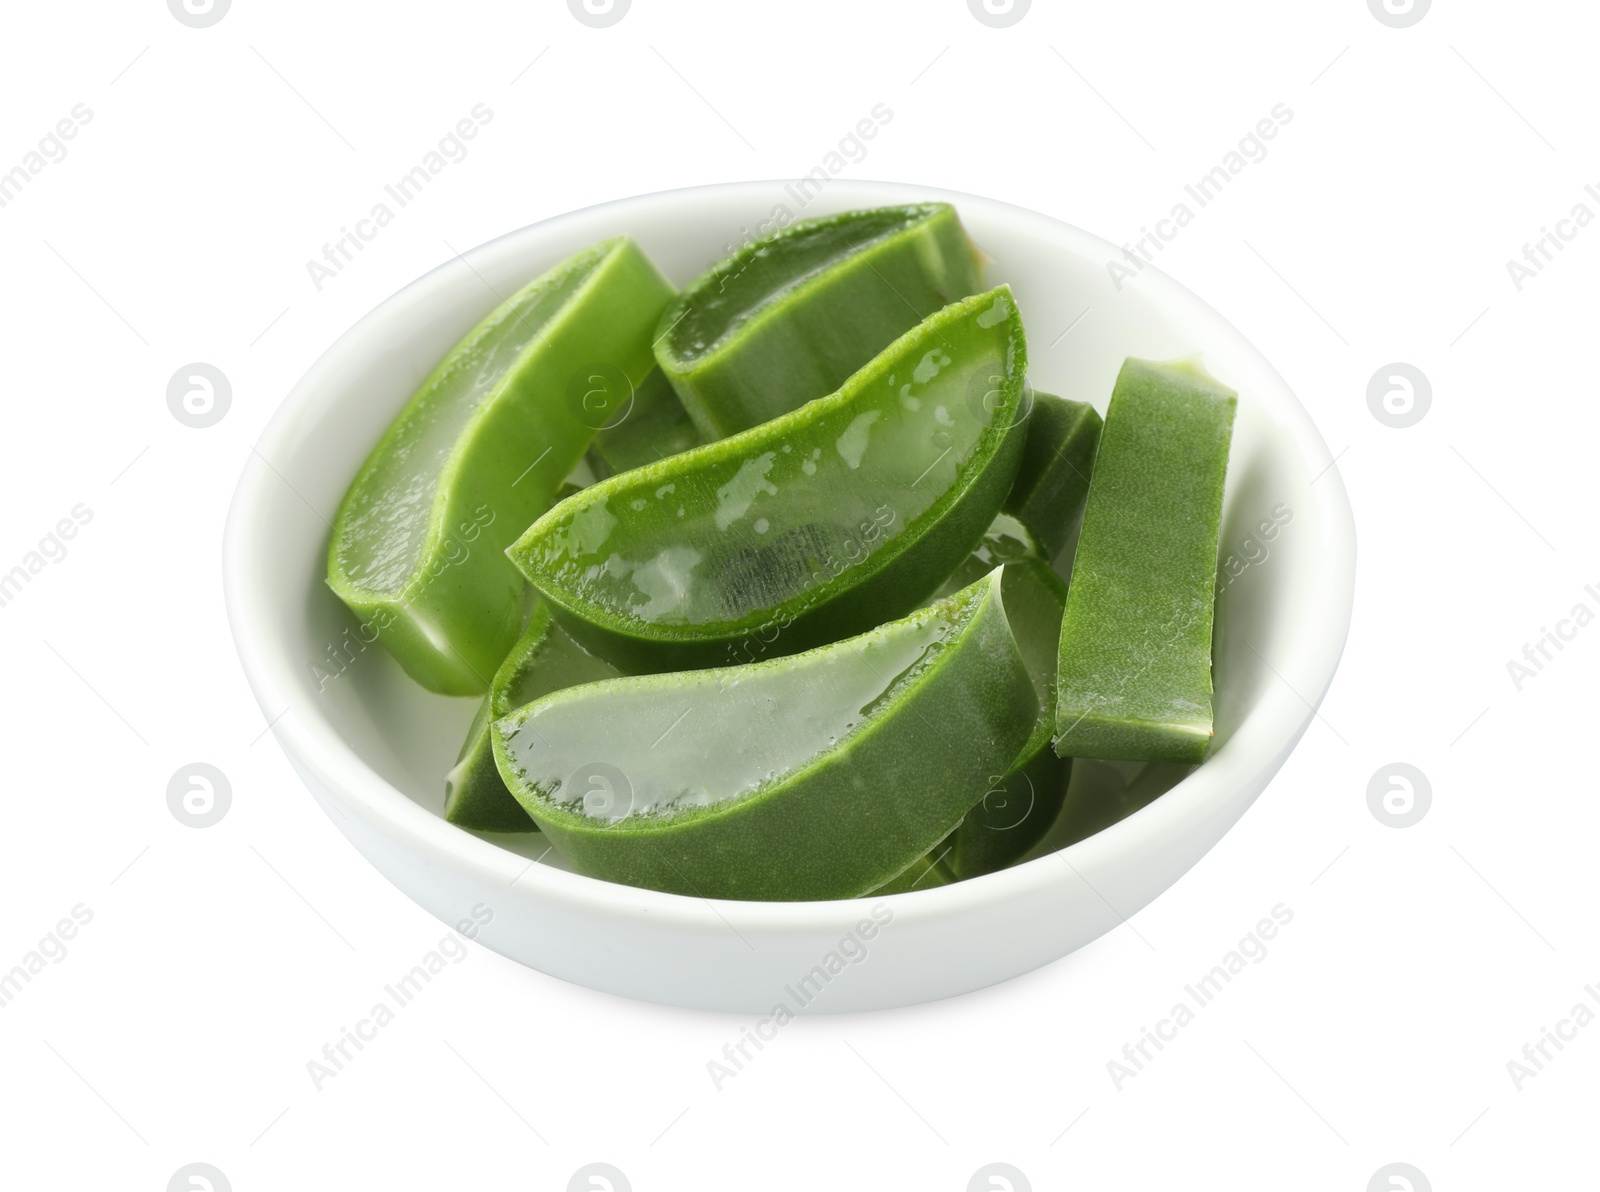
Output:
[{"xmin": 223, "ymin": 180, "xmax": 1355, "ymax": 1013}]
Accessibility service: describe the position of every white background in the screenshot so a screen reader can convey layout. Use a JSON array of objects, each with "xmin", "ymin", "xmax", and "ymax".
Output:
[{"xmin": 1, "ymin": 1, "xmax": 1594, "ymax": 1188}]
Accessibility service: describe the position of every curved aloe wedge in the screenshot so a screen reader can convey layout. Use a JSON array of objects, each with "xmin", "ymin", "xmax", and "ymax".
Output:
[
  {"xmin": 1005, "ymin": 392, "xmax": 1103, "ymax": 560},
  {"xmin": 1054, "ymin": 358, "xmax": 1236, "ymax": 762},
  {"xmin": 590, "ymin": 368, "xmax": 704, "ymax": 475},
  {"xmin": 655, "ymin": 203, "xmax": 982, "ymax": 438},
  {"xmin": 494, "ymin": 569, "xmax": 1035, "ymax": 901},
  {"xmin": 444, "ymin": 602, "xmax": 622, "ymax": 832},
  {"xmin": 327, "ymin": 237, "xmax": 675, "ymax": 694},
  {"xmin": 935, "ymin": 522, "xmax": 1071, "ymax": 878},
  {"xmin": 508, "ymin": 287, "xmax": 1030, "ymax": 672}
]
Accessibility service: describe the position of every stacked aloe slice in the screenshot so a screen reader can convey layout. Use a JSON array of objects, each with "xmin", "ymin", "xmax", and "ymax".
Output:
[{"xmin": 327, "ymin": 203, "xmax": 1236, "ymax": 901}]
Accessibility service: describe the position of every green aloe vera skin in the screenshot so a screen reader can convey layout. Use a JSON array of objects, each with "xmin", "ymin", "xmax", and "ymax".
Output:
[
  {"xmin": 1046, "ymin": 759, "xmax": 1194, "ymax": 852},
  {"xmin": 936, "ymin": 528, "xmax": 1072, "ymax": 879},
  {"xmin": 494, "ymin": 570, "xmax": 1036, "ymax": 901},
  {"xmin": 327, "ymin": 237, "xmax": 675, "ymax": 695},
  {"xmin": 1005, "ymin": 392, "xmax": 1103, "ymax": 561},
  {"xmin": 870, "ymin": 848, "xmax": 958, "ymax": 894},
  {"xmin": 508, "ymin": 288, "xmax": 1030, "ymax": 673},
  {"xmin": 1053, "ymin": 358, "xmax": 1237, "ymax": 763},
  {"xmin": 951, "ymin": 746, "xmax": 1069, "ymax": 878},
  {"xmin": 444, "ymin": 602, "xmax": 622, "ymax": 832},
  {"xmin": 655, "ymin": 204, "xmax": 982, "ymax": 438},
  {"xmin": 591, "ymin": 368, "xmax": 705, "ymax": 475}
]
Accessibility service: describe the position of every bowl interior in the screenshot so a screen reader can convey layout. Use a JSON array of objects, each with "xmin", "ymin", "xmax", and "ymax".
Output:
[{"xmin": 234, "ymin": 180, "xmax": 1346, "ymax": 898}]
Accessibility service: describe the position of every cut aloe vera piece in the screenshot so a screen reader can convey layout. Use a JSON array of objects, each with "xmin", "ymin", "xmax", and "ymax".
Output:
[
  {"xmin": 591, "ymin": 368, "xmax": 705, "ymax": 475},
  {"xmin": 444, "ymin": 602, "xmax": 622, "ymax": 832},
  {"xmin": 656, "ymin": 204, "xmax": 982, "ymax": 438},
  {"xmin": 327, "ymin": 237, "xmax": 675, "ymax": 694},
  {"xmin": 1005, "ymin": 392, "xmax": 1103, "ymax": 560},
  {"xmin": 1054, "ymin": 358, "xmax": 1236, "ymax": 762},
  {"xmin": 508, "ymin": 287, "xmax": 1030, "ymax": 672},
  {"xmin": 935, "ymin": 532, "xmax": 1071, "ymax": 878},
  {"xmin": 495, "ymin": 569, "xmax": 1035, "ymax": 901}
]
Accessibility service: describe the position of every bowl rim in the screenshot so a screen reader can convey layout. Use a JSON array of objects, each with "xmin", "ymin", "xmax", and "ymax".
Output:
[{"xmin": 223, "ymin": 178, "xmax": 1356, "ymax": 937}]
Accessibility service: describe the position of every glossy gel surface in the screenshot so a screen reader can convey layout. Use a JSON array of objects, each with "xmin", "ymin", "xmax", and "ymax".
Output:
[
  {"xmin": 444, "ymin": 602, "xmax": 622, "ymax": 833},
  {"xmin": 494, "ymin": 570, "xmax": 1036, "ymax": 900},
  {"xmin": 509, "ymin": 288, "xmax": 1029, "ymax": 670},
  {"xmin": 657, "ymin": 204, "xmax": 982, "ymax": 437}
]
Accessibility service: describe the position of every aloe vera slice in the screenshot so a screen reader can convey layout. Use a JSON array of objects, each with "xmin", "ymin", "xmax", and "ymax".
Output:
[
  {"xmin": 494, "ymin": 569, "xmax": 1036, "ymax": 901},
  {"xmin": 935, "ymin": 526, "xmax": 1071, "ymax": 878},
  {"xmin": 444, "ymin": 602, "xmax": 622, "ymax": 832},
  {"xmin": 1005, "ymin": 392, "xmax": 1103, "ymax": 560},
  {"xmin": 591, "ymin": 368, "xmax": 705, "ymax": 475},
  {"xmin": 508, "ymin": 287, "xmax": 1030, "ymax": 672},
  {"xmin": 655, "ymin": 204, "xmax": 982, "ymax": 438},
  {"xmin": 1054, "ymin": 358, "xmax": 1236, "ymax": 762},
  {"xmin": 327, "ymin": 237, "xmax": 675, "ymax": 694}
]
